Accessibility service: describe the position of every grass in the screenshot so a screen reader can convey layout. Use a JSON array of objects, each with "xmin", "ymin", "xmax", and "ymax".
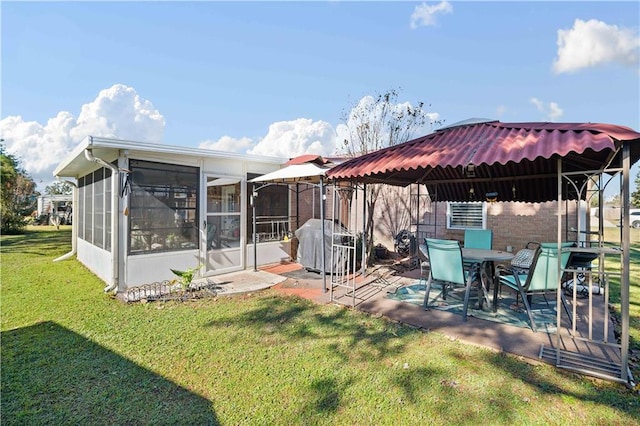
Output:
[
  {"xmin": 2, "ymin": 226, "xmax": 639, "ymax": 425},
  {"xmin": 600, "ymin": 227, "xmax": 640, "ymax": 358}
]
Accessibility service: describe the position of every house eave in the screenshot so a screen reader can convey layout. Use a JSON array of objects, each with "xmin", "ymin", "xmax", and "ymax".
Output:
[{"xmin": 54, "ymin": 136, "xmax": 286, "ymax": 178}]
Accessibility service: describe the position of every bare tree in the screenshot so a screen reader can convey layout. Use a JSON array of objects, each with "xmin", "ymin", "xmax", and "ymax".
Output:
[{"xmin": 340, "ymin": 89, "xmax": 441, "ymax": 262}]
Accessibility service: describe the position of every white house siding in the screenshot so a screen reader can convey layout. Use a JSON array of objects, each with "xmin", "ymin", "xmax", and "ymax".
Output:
[
  {"xmin": 77, "ymin": 238, "xmax": 113, "ymax": 284},
  {"xmin": 125, "ymin": 249, "xmax": 199, "ymax": 287},
  {"xmin": 246, "ymin": 241, "xmax": 292, "ymax": 270}
]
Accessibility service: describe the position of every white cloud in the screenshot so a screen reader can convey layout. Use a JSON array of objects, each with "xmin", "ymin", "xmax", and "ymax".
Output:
[
  {"xmin": 530, "ymin": 97, "xmax": 564, "ymax": 121},
  {"xmin": 70, "ymin": 84, "xmax": 165, "ymax": 143},
  {"xmin": 198, "ymin": 99, "xmax": 431, "ymax": 160},
  {"xmin": 0, "ymin": 84, "xmax": 165, "ymax": 188},
  {"xmin": 410, "ymin": 1, "xmax": 453, "ymax": 29},
  {"xmin": 548, "ymin": 102, "xmax": 563, "ymax": 121},
  {"xmin": 2, "ymin": 87, "xmax": 437, "ymax": 191},
  {"xmin": 425, "ymin": 112, "xmax": 441, "ymax": 124},
  {"xmin": 247, "ymin": 118, "xmax": 339, "ymax": 158},
  {"xmin": 530, "ymin": 97, "xmax": 544, "ymax": 111},
  {"xmin": 199, "ymin": 135, "xmax": 254, "ymax": 153},
  {"xmin": 496, "ymin": 105, "xmax": 507, "ymax": 117},
  {"xmin": 553, "ymin": 19, "xmax": 640, "ymax": 74}
]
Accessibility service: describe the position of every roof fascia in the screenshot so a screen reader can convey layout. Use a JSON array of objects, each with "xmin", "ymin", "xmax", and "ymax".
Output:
[{"xmin": 87, "ymin": 136, "xmax": 284, "ymax": 164}]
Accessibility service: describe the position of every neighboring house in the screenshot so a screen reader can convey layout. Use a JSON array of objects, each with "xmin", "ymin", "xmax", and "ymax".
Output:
[
  {"xmin": 36, "ymin": 194, "xmax": 73, "ymax": 225},
  {"xmin": 53, "ymin": 136, "xmax": 303, "ymax": 292}
]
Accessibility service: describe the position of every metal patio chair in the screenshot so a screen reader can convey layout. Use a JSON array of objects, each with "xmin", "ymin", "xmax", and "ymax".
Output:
[
  {"xmin": 463, "ymin": 229, "xmax": 493, "ymax": 283},
  {"xmin": 496, "ymin": 243, "xmax": 573, "ymax": 332},
  {"xmin": 422, "ymin": 238, "xmax": 479, "ymax": 322},
  {"xmin": 463, "ymin": 229, "xmax": 493, "ymax": 249}
]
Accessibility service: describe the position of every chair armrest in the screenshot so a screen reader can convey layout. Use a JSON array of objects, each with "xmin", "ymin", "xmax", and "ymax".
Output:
[{"xmin": 495, "ymin": 265, "xmax": 526, "ymax": 290}]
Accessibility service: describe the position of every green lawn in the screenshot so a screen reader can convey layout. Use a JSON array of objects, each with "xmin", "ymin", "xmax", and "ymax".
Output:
[
  {"xmin": 1, "ymin": 227, "xmax": 639, "ymax": 425},
  {"xmin": 600, "ymin": 226, "xmax": 640, "ymax": 370}
]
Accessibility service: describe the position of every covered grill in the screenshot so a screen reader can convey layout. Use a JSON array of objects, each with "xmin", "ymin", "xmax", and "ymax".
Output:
[{"xmin": 294, "ymin": 218, "xmax": 348, "ymax": 274}]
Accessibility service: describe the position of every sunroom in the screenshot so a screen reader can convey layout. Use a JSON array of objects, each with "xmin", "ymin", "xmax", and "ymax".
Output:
[{"xmin": 53, "ymin": 136, "xmax": 301, "ymax": 292}]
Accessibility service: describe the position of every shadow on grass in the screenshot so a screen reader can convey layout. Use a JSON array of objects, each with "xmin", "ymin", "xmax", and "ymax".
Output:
[
  {"xmin": 297, "ymin": 376, "xmax": 354, "ymax": 419},
  {"xmin": 205, "ymin": 293, "xmax": 411, "ymax": 362},
  {"xmin": 1, "ymin": 321, "xmax": 219, "ymax": 425},
  {"xmin": 0, "ymin": 228, "xmax": 72, "ymax": 256},
  {"xmin": 473, "ymin": 349, "xmax": 640, "ymax": 422}
]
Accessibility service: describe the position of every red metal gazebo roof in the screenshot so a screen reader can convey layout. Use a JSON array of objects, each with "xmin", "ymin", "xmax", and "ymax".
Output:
[{"xmin": 327, "ymin": 120, "xmax": 640, "ymax": 202}]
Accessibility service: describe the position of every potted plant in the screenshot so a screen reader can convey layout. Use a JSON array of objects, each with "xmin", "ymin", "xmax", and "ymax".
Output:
[{"xmin": 170, "ymin": 264, "xmax": 202, "ymax": 293}]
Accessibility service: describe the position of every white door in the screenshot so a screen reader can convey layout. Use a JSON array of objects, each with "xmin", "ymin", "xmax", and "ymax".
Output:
[{"xmin": 203, "ymin": 175, "xmax": 244, "ymax": 275}]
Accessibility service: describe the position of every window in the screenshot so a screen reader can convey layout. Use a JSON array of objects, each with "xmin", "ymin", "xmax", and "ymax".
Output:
[
  {"xmin": 78, "ymin": 167, "xmax": 112, "ymax": 249},
  {"xmin": 78, "ymin": 176, "xmax": 84, "ymax": 240},
  {"xmin": 129, "ymin": 160, "xmax": 199, "ymax": 255},
  {"xmin": 84, "ymin": 172, "xmax": 93, "ymax": 242},
  {"xmin": 105, "ymin": 169, "xmax": 112, "ymax": 251},
  {"xmin": 94, "ymin": 168, "xmax": 104, "ymax": 248},
  {"xmin": 447, "ymin": 202, "xmax": 486, "ymax": 230},
  {"xmin": 247, "ymin": 173, "xmax": 290, "ymax": 242}
]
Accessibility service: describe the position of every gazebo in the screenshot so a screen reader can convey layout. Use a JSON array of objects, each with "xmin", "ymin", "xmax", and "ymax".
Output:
[
  {"xmin": 249, "ymin": 155, "xmax": 336, "ymax": 293},
  {"xmin": 326, "ymin": 119, "xmax": 640, "ymax": 387}
]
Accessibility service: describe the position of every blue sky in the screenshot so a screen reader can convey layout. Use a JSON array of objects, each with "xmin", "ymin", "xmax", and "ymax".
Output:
[{"xmin": 1, "ymin": 1, "xmax": 639, "ymax": 193}]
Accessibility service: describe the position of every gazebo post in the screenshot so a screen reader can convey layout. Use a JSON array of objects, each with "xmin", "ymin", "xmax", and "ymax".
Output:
[
  {"xmin": 295, "ymin": 183, "xmax": 299, "ymax": 228},
  {"xmin": 621, "ymin": 143, "xmax": 631, "ymax": 383},
  {"xmin": 252, "ymin": 184, "xmax": 258, "ymax": 272},
  {"xmin": 362, "ymin": 183, "xmax": 367, "ymax": 278},
  {"xmin": 320, "ymin": 176, "xmax": 327, "ymax": 293},
  {"xmin": 555, "ymin": 158, "xmax": 563, "ymax": 367}
]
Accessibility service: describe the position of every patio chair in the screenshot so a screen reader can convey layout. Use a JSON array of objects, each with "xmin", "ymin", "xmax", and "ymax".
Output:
[
  {"xmin": 463, "ymin": 229, "xmax": 493, "ymax": 288},
  {"xmin": 417, "ymin": 242, "xmax": 430, "ymax": 285},
  {"xmin": 464, "ymin": 229, "xmax": 493, "ymax": 249},
  {"xmin": 495, "ymin": 243, "xmax": 573, "ymax": 332},
  {"xmin": 422, "ymin": 238, "xmax": 479, "ymax": 321}
]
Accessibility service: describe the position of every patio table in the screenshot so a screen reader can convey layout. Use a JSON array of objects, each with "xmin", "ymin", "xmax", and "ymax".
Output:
[{"xmin": 462, "ymin": 248, "xmax": 514, "ymax": 312}]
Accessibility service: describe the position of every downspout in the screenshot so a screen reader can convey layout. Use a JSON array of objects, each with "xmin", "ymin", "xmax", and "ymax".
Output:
[
  {"xmin": 84, "ymin": 146, "xmax": 120, "ymax": 293},
  {"xmin": 53, "ymin": 179, "xmax": 78, "ymax": 262}
]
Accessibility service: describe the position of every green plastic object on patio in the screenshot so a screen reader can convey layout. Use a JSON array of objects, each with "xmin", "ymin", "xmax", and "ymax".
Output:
[
  {"xmin": 496, "ymin": 244, "xmax": 572, "ymax": 332},
  {"xmin": 464, "ymin": 229, "xmax": 493, "ymax": 249},
  {"xmin": 422, "ymin": 238, "xmax": 479, "ymax": 322}
]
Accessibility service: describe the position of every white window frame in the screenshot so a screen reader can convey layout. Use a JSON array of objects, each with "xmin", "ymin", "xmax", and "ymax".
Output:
[
  {"xmin": 78, "ymin": 168, "xmax": 112, "ymax": 250},
  {"xmin": 446, "ymin": 201, "xmax": 487, "ymax": 230}
]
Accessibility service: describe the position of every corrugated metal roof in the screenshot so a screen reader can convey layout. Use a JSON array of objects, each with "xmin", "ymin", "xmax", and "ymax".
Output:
[
  {"xmin": 285, "ymin": 154, "xmax": 330, "ymax": 166},
  {"xmin": 327, "ymin": 121, "xmax": 640, "ymax": 202}
]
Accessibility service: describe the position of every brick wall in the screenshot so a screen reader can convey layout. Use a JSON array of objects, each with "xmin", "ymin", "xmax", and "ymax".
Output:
[
  {"xmin": 430, "ymin": 201, "xmax": 580, "ymax": 252},
  {"xmin": 365, "ymin": 185, "xmax": 581, "ymax": 252},
  {"xmin": 290, "ymin": 183, "xmax": 583, "ymax": 255}
]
